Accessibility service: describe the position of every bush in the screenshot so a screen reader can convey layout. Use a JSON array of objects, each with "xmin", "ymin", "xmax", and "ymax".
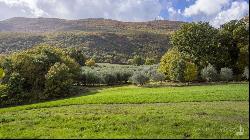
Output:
[
  {"xmin": 85, "ymin": 58, "xmax": 96, "ymax": 67},
  {"xmin": 132, "ymin": 56, "xmax": 144, "ymax": 66},
  {"xmin": 130, "ymin": 72, "xmax": 149, "ymax": 86},
  {"xmin": 44, "ymin": 63, "xmax": 74, "ymax": 98},
  {"xmin": 145, "ymin": 58, "xmax": 155, "ymax": 65},
  {"xmin": 184, "ymin": 62, "xmax": 198, "ymax": 82},
  {"xmin": 151, "ymin": 72, "xmax": 165, "ymax": 82},
  {"xmin": 66, "ymin": 48, "xmax": 86, "ymax": 66},
  {"xmin": 102, "ymin": 72, "xmax": 117, "ymax": 85},
  {"xmin": 171, "ymin": 59, "xmax": 186, "ymax": 82},
  {"xmin": 85, "ymin": 71, "xmax": 102, "ymax": 86},
  {"xmin": 119, "ymin": 71, "xmax": 133, "ymax": 83},
  {"xmin": 0, "ymin": 68, "xmax": 4, "ymax": 79},
  {"xmin": 243, "ymin": 67, "xmax": 249, "ymax": 80},
  {"xmin": 220, "ymin": 68, "xmax": 233, "ymax": 81},
  {"xmin": 201, "ymin": 64, "xmax": 218, "ymax": 82},
  {"xmin": 2, "ymin": 72, "xmax": 28, "ymax": 106}
]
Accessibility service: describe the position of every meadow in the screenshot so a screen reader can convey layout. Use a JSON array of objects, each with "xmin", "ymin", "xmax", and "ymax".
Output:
[{"xmin": 0, "ymin": 83, "xmax": 248, "ymax": 139}]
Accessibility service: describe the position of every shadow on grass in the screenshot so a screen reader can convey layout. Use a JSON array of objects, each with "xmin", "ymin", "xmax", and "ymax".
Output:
[{"xmin": 0, "ymin": 83, "xmax": 131, "ymax": 109}]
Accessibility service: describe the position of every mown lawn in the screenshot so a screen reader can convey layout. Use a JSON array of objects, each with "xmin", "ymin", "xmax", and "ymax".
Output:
[{"xmin": 0, "ymin": 83, "xmax": 249, "ymax": 139}]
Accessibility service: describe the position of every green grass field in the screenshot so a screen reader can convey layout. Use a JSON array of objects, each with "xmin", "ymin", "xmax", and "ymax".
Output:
[{"xmin": 0, "ymin": 83, "xmax": 249, "ymax": 139}]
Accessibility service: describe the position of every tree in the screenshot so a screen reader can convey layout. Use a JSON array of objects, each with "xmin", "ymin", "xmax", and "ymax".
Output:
[
  {"xmin": 145, "ymin": 58, "xmax": 155, "ymax": 65},
  {"xmin": 130, "ymin": 72, "xmax": 149, "ymax": 86},
  {"xmin": 45, "ymin": 63, "xmax": 74, "ymax": 98},
  {"xmin": 0, "ymin": 68, "xmax": 4, "ymax": 80},
  {"xmin": 85, "ymin": 58, "xmax": 96, "ymax": 67},
  {"xmin": 0, "ymin": 45, "xmax": 81, "ymax": 105},
  {"xmin": 132, "ymin": 55, "xmax": 144, "ymax": 66},
  {"xmin": 184, "ymin": 62, "xmax": 198, "ymax": 82},
  {"xmin": 66, "ymin": 48, "xmax": 86, "ymax": 66},
  {"xmin": 171, "ymin": 22, "xmax": 219, "ymax": 71},
  {"xmin": 219, "ymin": 20, "xmax": 249, "ymax": 74},
  {"xmin": 159, "ymin": 48, "xmax": 182, "ymax": 79}
]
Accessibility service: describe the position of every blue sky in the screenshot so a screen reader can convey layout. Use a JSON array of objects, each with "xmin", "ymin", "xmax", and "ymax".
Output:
[{"xmin": 0, "ymin": 0, "xmax": 249, "ymax": 27}]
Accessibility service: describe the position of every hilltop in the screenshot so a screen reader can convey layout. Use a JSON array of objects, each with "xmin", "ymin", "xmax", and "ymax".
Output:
[{"xmin": 0, "ymin": 17, "xmax": 184, "ymax": 33}]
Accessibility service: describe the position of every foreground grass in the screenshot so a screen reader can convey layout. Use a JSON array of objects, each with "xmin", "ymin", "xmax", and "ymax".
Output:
[{"xmin": 0, "ymin": 83, "xmax": 249, "ymax": 138}]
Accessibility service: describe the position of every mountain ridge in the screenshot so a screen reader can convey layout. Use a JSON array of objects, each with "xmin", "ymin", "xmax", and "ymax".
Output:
[{"xmin": 0, "ymin": 17, "xmax": 185, "ymax": 33}]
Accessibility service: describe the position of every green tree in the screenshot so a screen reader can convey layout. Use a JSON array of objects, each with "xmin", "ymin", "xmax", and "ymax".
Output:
[
  {"xmin": 145, "ymin": 58, "xmax": 155, "ymax": 65},
  {"xmin": 132, "ymin": 55, "xmax": 144, "ymax": 66},
  {"xmin": 171, "ymin": 22, "xmax": 219, "ymax": 71},
  {"xmin": 66, "ymin": 48, "xmax": 86, "ymax": 66},
  {"xmin": 45, "ymin": 63, "xmax": 74, "ymax": 98},
  {"xmin": 219, "ymin": 20, "xmax": 249, "ymax": 74}
]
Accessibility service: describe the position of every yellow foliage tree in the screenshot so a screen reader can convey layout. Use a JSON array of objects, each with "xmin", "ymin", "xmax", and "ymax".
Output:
[
  {"xmin": 85, "ymin": 58, "xmax": 96, "ymax": 67},
  {"xmin": 184, "ymin": 62, "xmax": 198, "ymax": 82},
  {"xmin": 159, "ymin": 48, "xmax": 181, "ymax": 79}
]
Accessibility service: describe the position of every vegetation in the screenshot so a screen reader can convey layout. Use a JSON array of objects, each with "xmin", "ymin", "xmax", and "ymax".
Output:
[
  {"xmin": 130, "ymin": 72, "xmax": 149, "ymax": 86},
  {"xmin": 201, "ymin": 64, "xmax": 218, "ymax": 82},
  {"xmin": 0, "ymin": 84, "xmax": 248, "ymax": 139},
  {"xmin": 243, "ymin": 67, "xmax": 249, "ymax": 80},
  {"xmin": 0, "ymin": 45, "xmax": 81, "ymax": 107},
  {"xmin": 220, "ymin": 68, "xmax": 233, "ymax": 82},
  {"xmin": 85, "ymin": 58, "xmax": 96, "ymax": 67}
]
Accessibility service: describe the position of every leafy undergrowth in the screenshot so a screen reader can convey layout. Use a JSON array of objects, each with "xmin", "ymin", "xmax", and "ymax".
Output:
[{"xmin": 0, "ymin": 83, "xmax": 249, "ymax": 138}]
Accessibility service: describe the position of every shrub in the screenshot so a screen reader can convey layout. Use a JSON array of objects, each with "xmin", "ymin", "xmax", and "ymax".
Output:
[
  {"xmin": 0, "ymin": 68, "xmax": 4, "ymax": 79},
  {"xmin": 130, "ymin": 72, "xmax": 149, "ymax": 86},
  {"xmin": 220, "ymin": 68, "xmax": 233, "ymax": 81},
  {"xmin": 184, "ymin": 62, "xmax": 198, "ymax": 82},
  {"xmin": 132, "ymin": 56, "xmax": 144, "ymax": 66},
  {"xmin": 120, "ymin": 71, "xmax": 133, "ymax": 83},
  {"xmin": 66, "ymin": 48, "xmax": 86, "ymax": 66},
  {"xmin": 7, "ymin": 72, "xmax": 25, "ymax": 95},
  {"xmin": 145, "ymin": 58, "xmax": 155, "ymax": 65},
  {"xmin": 44, "ymin": 63, "xmax": 74, "ymax": 98},
  {"xmin": 151, "ymin": 72, "xmax": 165, "ymax": 82},
  {"xmin": 201, "ymin": 64, "xmax": 218, "ymax": 82},
  {"xmin": 102, "ymin": 72, "xmax": 117, "ymax": 85},
  {"xmin": 171, "ymin": 59, "xmax": 186, "ymax": 82},
  {"xmin": 85, "ymin": 58, "xmax": 96, "ymax": 67},
  {"xmin": 2, "ymin": 72, "xmax": 28, "ymax": 106},
  {"xmin": 243, "ymin": 67, "xmax": 249, "ymax": 80},
  {"xmin": 85, "ymin": 71, "xmax": 102, "ymax": 86}
]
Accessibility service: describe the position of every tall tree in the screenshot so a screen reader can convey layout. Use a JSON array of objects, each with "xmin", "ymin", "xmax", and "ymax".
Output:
[
  {"xmin": 170, "ymin": 22, "xmax": 219, "ymax": 71},
  {"xmin": 219, "ymin": 20, "xmax": 249, "ymax": 74}
]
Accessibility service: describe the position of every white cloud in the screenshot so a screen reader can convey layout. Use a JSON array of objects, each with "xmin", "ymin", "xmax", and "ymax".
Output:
[
  {"xmin": 210, "ymin": 1, "xmax": 249, "ymax": 28},
  {"xmin": 0, "ymin": 0, "xmax": 47, "ymax": 17},
  {"xmin": 0, "ymin": 0, "xmax": 162, "ymax": 21},
  {"xmin": 183, "ymin": 0, "xmax": 231, "ymax": 17}
]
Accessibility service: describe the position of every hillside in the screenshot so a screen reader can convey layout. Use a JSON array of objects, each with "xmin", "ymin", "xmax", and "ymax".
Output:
[
  {"xmin": 0, "ymin": 17, "xmax": 184, "ymax": 33},
  {"xmin": 0, "ymin": 17, "xmax": 184, "ymax": 63}
]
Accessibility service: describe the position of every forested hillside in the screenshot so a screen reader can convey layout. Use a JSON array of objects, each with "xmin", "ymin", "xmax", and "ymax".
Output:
[
  {"xmin": 0, "ymin": 32, "xmax": 171, "ymax": 63},
  {"xmin": 0, "ymin": 17, "xmax": 183, "ymax": 33},
  {"xmin": 0, "ymin": 17, "xmax": 184, "ymax": 63}
]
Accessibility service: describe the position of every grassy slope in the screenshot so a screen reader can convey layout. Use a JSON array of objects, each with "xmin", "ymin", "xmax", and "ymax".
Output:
[{"xmin": 0, "ymin": 83, "xmax": 249, "ymax": 138}]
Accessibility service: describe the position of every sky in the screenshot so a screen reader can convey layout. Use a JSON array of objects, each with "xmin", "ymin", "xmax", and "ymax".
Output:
[{"xmin": 0, "ymin": 0, "xmax": 249, "ymax": 27}]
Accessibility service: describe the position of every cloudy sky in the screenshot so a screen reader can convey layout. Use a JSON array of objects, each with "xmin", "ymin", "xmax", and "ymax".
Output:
[{"xmin": 0, "ymin": 0, "xmax": 249, "ymax": 27}]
